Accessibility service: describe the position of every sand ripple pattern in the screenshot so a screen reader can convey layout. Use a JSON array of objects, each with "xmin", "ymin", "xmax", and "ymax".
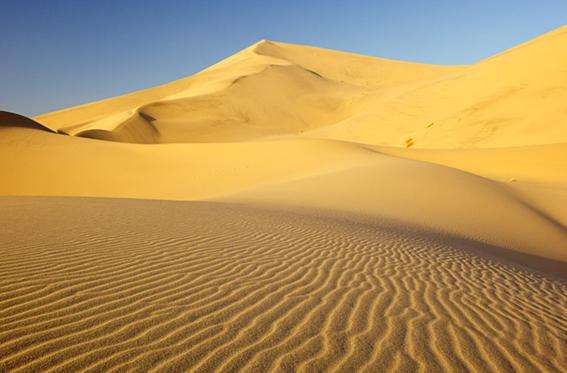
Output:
[{"xmin": 0, "ymin": 197, "xmax": 566, "ymax": 372}]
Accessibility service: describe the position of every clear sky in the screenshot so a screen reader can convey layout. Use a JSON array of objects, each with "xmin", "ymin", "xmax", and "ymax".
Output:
[{"xmin": 2, "ymin": 0, "xmax": 566, "ymax": 116}]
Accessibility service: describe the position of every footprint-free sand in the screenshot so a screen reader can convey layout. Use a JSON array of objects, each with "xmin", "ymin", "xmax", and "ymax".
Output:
[{"xmin": 1, "ymin": 26, "xmax": 566, "ymax": 371}]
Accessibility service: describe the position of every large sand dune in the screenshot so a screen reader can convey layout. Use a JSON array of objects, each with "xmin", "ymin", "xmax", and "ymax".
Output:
[
  {"xmin": 1, "ymin": 26, "xmax": 567, "ymax": 371},
  {"xmin": 31, "ymin": 26, "xmax": 567, "ymax": 148}
]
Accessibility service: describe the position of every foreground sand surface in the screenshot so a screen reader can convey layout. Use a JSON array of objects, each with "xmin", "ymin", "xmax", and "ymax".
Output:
[
  {"xmin": 1, "ymin": 26, "xmax": 567, "ymax": 372},
  {"xmin": 0, "ymin": 197, "xmax": 566, "ymax": 372}
]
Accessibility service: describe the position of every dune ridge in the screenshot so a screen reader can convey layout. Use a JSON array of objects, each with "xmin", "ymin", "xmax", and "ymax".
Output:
[
  {"xmin": 32, "ymin": 39, "xmax": 463, "ymax": 144},
  {"xmin": 29, "ymin": 26, "xmax": 567, "ymax": 148},
  {"xmin": 0, "ymin": 111, "xmax": 55, "ymax": 133}
]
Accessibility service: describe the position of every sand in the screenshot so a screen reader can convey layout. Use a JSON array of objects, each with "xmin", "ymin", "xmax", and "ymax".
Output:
[
  {"xmin": 1, "ymin": 197, "xmax": 566, "ymax": 372},
  {"xmin": 1, "ymin": 26, "xmax": 567, "ymax": 371}
]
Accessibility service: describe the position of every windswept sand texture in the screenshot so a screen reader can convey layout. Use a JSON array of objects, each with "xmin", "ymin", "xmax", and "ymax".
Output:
[
  {"xmin": 1, "ymin": 26, "xmax": 567, "ymax": 371},
  {"xmin": 1, "ymin": 198, "xmax": 566, "ymax": 372}
]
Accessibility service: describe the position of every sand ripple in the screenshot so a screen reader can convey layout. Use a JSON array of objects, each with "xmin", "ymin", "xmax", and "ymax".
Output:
[{"xmin": 0, "ymin": 197, "xmax": 565, "ymax": 372}]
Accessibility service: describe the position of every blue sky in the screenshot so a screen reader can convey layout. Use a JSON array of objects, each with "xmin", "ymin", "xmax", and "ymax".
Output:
[{"xmin": 2, "ymin": 0, "xmax": 566, "ymax": 116}]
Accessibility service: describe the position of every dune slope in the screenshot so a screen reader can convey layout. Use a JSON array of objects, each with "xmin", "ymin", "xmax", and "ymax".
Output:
[
  {"xmin": 219, "ymin": 154, "xmax": 567, "ymax": 264},
  {"xmin": 29, "ymin": 26, "xmax": 567, "ymax": 148},
  {"xmin": 306, "ymin": 26, "xmax": 567, "ymax": 148},
  {"xmin": 32, "ymin": 40, "xmax": 462, "ymax": 144},
  {"xmin": 0, "ymin": 111, "xmax": 55, "ymax": 133},
  {"xmin": 1, "ymin": 127, "xmax": 566, "ymax": 266}
]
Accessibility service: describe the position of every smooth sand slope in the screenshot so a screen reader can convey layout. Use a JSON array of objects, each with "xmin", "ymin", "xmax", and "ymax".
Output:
[{"xmin": 1, "ymin": 26, "xmax": 567, "ymax": 372}]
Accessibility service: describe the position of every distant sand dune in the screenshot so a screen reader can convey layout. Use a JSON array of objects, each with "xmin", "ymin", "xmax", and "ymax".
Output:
[
  {"xmin": 0, "ymin": 111, "xmax": 55, "ymax": 133},
  {"xmin": 0, "ymin": 197, "xmax": 565, "ymax": 372},
  {"xmin": 32, "ymin": 40, "xmax": 462, "ymax": 144},
  {"xmin": 32, "ymin": 26, "xmax": 567, "ymax": 147}
]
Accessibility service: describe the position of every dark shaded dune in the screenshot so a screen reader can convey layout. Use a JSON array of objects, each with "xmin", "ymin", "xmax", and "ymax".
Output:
[
  {"xmin": 75, "ymin": 129, "xmax": 128, "ymax": 143},
  {"xmin": 0, "ymin": 111, "xmax": 56, "ymax": 133},
  {"xmin": 128, "ymin": 64, "xmax": 361, "ymax": 144},
  {"xmin": 74, "ymin": 112, "xmax": 160, "ymax": 144}
]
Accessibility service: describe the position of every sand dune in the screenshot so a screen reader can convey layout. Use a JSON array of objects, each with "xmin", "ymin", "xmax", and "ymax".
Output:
[
  {"xmin": 33, "ymin": 40, "xmax": 462, "ymax": 144},
  {"xmin": 2, "ymin": 125, "xmax": 567, "ymax": 256},
  {"xmin": 30, "ymin": 26, "xmax": 567, "ymax": 148},
  {"xmin": 1, "ymin": 26, "xmax": 567, "ymax": 372},
  {"xmin": 1, "ymin": 127, "xmax": 566, "ymax": 266},
  {"xmin": 306, "ymin": 26, "xmax": 567, "ymax": 148},
  {"xmin": 0, "ymin": 111, "xmax": 55, "ymax": 133},
  {"xmin": 220, "ymin": 153, "xmax": 567, "ymax": 265}
]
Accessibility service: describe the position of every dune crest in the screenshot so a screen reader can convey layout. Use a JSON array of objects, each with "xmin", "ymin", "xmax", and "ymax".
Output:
[
  {"xmin": 0, "ymin": 111, "xmax": 55, "ymax": 133},
  {"xmin": 31, "ymin": 26, "xmax": 567, "ymax": 148},
  {"xmin": 33, "ymin": 39, "xmax": 462, "ymax": 144}
]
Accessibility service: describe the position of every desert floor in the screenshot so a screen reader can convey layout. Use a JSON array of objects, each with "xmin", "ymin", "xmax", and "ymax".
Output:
[{"xmin": 1, "ymin": 197, "xmax": 566, "ymax": 372}]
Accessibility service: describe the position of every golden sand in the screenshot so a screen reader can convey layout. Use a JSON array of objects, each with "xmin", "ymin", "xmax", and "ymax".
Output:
[{"xmin": 1, "ymin": 26, "xmax": 566, "ymax": 371}]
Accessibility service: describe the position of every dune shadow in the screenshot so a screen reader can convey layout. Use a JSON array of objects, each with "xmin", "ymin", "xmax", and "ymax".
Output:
[{"xmin": 0, "ymin": 111, "xmax": 56, "ymax": 133}]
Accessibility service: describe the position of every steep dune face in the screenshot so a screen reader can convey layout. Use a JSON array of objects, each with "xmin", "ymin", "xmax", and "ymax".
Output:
[
  {"xmin": 309, "ymin": 26, "xmax": 567, "ymax": 148},
  {"xmin": 61, "ymin": 111, "xmax": 160, "ymax": 144},
  {"xmin": 136, "ymin": 64, "xmax": 365, "ymax": 143},
  {"xmin": 54, "ymin": 64, "xmax": 368, "ymax": 143}
]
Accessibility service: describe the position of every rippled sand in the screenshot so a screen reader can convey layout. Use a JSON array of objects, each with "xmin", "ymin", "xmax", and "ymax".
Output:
[{"xmin": 1, "ymin": 197, "xmax": 565, "ymax": 372}]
